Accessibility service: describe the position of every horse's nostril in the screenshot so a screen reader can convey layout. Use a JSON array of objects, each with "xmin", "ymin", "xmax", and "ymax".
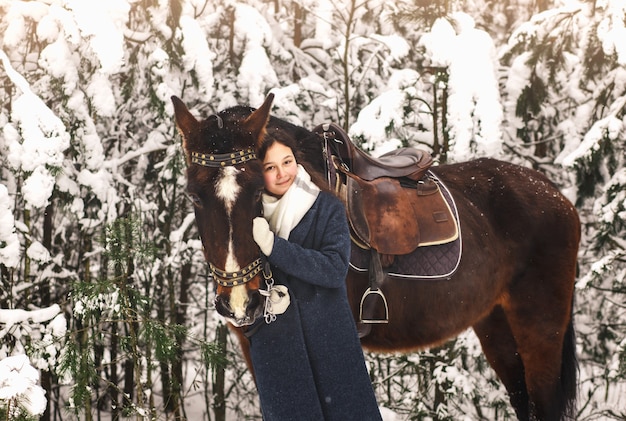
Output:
[
  {"xmin": 246, "ymin": 290, "xmax": 261, "ymax": 311},
  {"xmin": 214, "ymin": 295, "xmax": 233, "ymax": 317}
]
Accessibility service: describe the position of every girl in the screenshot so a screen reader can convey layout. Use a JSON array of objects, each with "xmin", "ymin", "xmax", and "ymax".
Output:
[{"xmin": 248, "ymin": 135, "xmax": 382, "ymax": 421}]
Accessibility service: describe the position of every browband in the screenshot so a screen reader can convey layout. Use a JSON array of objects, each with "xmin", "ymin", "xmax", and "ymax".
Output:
[{"xmin": 190, "ymin": 148, "xmax": 257, "ymax": 167}]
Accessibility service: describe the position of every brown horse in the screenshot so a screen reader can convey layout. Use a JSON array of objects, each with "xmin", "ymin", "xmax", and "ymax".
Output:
[{"xmin": 172, "ymin": 94, "xmax": 580, "ymax": 421}]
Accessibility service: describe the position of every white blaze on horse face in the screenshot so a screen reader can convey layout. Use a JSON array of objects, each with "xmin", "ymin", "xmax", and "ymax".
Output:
[
  {"xmin": 225, "ymin": 242, "xmax": 249, "ymax": 323},
  {"xmin": 230, "ymin": 285, "xmax": 249, "ymax": 323},
  {"xmin": 215, "ymin": 166, "xmax": 241, "ymax": 213},
  {"xmin": 215, "ymin": 166, "xmax": 248, "ymax": 323}
]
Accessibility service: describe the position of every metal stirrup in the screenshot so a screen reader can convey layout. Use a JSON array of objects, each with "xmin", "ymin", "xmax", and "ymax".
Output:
[{"xmin": 359, "ymin": 288, "xmax": 389, "ymax": 324}]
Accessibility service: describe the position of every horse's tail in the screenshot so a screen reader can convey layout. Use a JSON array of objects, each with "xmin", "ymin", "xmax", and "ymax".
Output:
[{"xmin": 559, "ymin": 305, "xmax": 578, "ymax": 420}]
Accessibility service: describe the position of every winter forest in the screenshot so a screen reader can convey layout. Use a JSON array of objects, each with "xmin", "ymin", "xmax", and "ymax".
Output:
[{"xmin": 0, "ymin": 0, "xmax": 625, "ymax": 420}]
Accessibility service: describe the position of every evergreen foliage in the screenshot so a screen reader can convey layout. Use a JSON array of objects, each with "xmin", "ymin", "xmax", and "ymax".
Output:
[{"xmin": 1, "ymin": 0, "xmax": 625, "ymax": 419}]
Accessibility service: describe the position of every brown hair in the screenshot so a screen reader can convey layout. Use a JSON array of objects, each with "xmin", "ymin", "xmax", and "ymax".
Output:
[{"xmin": 258, "ymin": 132, "xmax": 331, "ymax": 193}]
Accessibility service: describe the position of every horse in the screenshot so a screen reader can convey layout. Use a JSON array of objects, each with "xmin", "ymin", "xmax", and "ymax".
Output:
[{"xmin": 171, "ymin": 93, "xmax": 580, "ymax": 421}]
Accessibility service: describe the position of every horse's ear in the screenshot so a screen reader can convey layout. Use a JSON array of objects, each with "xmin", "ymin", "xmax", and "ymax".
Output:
[
  {"xmin": 244, "ymin": 93, "xmax": 274, "ymax": 149},
  {"xmin": 171, "ymin": 96, "xmax": 198, "ymax": 154}
]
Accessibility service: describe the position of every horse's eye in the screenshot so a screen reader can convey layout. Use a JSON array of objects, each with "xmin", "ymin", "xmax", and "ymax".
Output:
[{"xmin": 186, "ymin": 192, "xmax": 202, "ymax": 208}]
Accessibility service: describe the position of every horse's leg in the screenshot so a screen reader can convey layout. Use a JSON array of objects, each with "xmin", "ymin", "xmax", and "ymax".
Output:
[
  {"xmin": 473, "ymin": 306, "xmax": 529, "ymax": 420},
  {"xmin": 503, "ymin": 267, "xmax": 576, "ymax": 421}
]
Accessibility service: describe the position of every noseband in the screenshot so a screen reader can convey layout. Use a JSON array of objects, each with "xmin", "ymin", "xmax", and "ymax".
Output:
[
  {"xmin": 191, "ymin": 146, "xmax": 262, "ymax": 287},
  {"xmin": 209, "ymin": 258, "xmax": 263, "ymax": 287}
]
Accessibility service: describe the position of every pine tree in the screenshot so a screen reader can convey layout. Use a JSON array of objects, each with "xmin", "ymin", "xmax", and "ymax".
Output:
[
  {"xmin": 500, "ymin": 1, "xmax": 626, "ymax": 417},
  {"xmin": 2, "ymin": 0, "xmax": 626, "ymax": 419}
]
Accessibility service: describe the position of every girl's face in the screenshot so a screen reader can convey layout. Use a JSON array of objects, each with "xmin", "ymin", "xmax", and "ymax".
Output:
[{"xmin": 262, "ymin": 142, "xmax": 298, "ymax": 197}]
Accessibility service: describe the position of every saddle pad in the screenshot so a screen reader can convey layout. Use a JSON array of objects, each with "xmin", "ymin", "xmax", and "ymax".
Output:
[{"xmin": 349, "ymin": 172, "xmax": 462, "ymax": 280}]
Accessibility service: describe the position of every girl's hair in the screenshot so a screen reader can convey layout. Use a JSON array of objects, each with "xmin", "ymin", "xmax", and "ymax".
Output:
[
  {"xmin": 258, "ymin": 131, "xmax": 331, "ymax": 193},
  {"xmin": 257, "ymin": 128, "xmax": 298, "ymax": 162}
]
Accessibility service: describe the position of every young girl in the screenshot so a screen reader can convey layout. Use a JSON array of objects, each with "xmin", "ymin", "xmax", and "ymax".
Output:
[{"xmin": 248, "ymin": 136, "xmax": 382, "ymax": 420}]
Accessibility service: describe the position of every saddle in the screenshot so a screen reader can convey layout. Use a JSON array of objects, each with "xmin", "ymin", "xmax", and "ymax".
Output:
[
  {"xmin": 313, "ymin": 123, "xmax": 459, "ymax": 335},
  {"xmin": 315, "ymin": 123, "xmax": 433, "ymax": 182},
  {"xmin": 313, "ymin": 123, "xmax": 458, "ymax": 256}
]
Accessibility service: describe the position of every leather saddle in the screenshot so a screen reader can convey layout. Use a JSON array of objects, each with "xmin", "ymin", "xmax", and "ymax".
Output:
[
  {"xmin": 313, "ymin": 123, "xmax": 459, "ymax": 334},
  {"xmin": 313, "ymin": 123, "xmax": 458, "ymax": 257},
  {"xmin": 315, "ymin": 123, "xmax": 433, "ymax": 182}
]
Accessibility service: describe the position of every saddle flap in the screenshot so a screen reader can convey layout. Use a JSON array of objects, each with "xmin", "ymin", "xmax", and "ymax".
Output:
[
  {"xmin": 346, "ymin": 172, "xmax": 421, "ymax": 255},
  {"xmin": 344, "ymin": 170, "xmax": 458, "ymax": 255},
  {"xmin": 345, "ymin": 175, "xmax": 371, "ymax": 248},
  {"xmin": 414, "ymin": 179, "xmax": 458, "ymax": 246}
]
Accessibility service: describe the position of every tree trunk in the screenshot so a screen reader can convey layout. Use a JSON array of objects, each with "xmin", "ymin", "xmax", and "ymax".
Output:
[
  {"xmin": 213, "ymin": 323, "xmax": 228, "ymax": 421},
  {"xmin": 110, "ymin": 321, "xmax": 120, "ymax": 421},
  {"xmin": 170, "ymin": 262, "xmax": 191, "ymax": 419},
  {"xmin": 40, "ymin": 202, "xmax": 53, "ymax": 421},
  {"xmin": 293, "ymin": 3, "xmax": 303, "ymax": 48},
  {"xmin": 342, "ymin": 0, "xmax": 358, "ymax": 131}
]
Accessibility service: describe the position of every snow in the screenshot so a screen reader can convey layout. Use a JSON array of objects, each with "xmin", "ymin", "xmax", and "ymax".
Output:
[
  {"xmin": 179, "ymin": 15, "xmax": 215, "ymax": 101},
  {"xmin": 0, "ymin": 48, "xmax": 71, "ymax": 210},
  {"xmin": 438, "ymin": 13, "xmax": 504, "ymax": 161},
  {"xmin": 21, "ymin": 166, "xmax": 55, "ymax": 209},
  {"xmin": 352, "ymin": 13, "xmax": 503, "ymax": 160},
  {"xmin": 1, "ymin": 51, "xmax": 70, "ymax": 172},
  {"xmin": 597, "ymin": 0, "xmax": 626, "ymax": 65},
  {"xmin": 350, "ymin": 88, "xmax": 409, "ymax": 151},
  {"xmin": 0, "ymin": 354, "xmax": 47, "ymax": 417},
  {"xmin": 64, "ymin": 0, "xmax": 129, "ymax": 73},
  {"xmin": 313, "ymin": 0, "xmax": 333, "ymax": 45},
  {"xmin": 0, "ymin": 305, "xmax": 62, "ymax": 333},
  {"xmin": 1, "ymin": 0, "xmax": 625, "ymax": 419},
  {"xmin": 86, "ymin": 73, "xmax": 117, "ymax": 117},
  {"xmin": 2, "ymin": 2, "xmax": 49, "ymax": 48},
  {"xmin": 76, "ymin": 168, "xmax": 120, "ymax": 223},
  {"xmin": 503, "ymin": 52, "xmax": 533, "ymax": 131},
  {"xmin": 419, "ymin": 18, "xmax": 457, "ymax": 67},
  {"xmin": 26, "ymin": 241, "xmax": 52, "ymax": 264},
  {"xmin": 370, "ymin": 34, "xmax": 411, "ymax": 63},
  {"xmin": 0, "ymin": 184, "xmax": 20, "ymax": 268},
  {"xmin": 233, "ymin": 4, "xmax": 279, "ymax": 105},
  {"xmin": 560, "ymin": 115, "xmax": 624, "ymax": 166}
]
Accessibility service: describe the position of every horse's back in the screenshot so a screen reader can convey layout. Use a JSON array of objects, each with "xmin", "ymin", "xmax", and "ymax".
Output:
[
  {"xmin": 431, "ymin": 157, "xmax": 580, "ymax": 314},
  {"xmin": 432, "ymin": 158, "xmax": 580, "ymax": 249}
]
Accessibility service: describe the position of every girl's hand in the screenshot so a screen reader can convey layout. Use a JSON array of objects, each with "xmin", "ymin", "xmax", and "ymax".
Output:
[{"xmin": 253, "ymin": 217, "xmax": 274, "ymax": 256}]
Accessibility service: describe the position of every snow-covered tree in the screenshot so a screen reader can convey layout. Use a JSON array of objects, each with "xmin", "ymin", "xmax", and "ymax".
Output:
[
  {"xmin": 500, "ymin": 0, "xmax": 626, "ymax": 417},
  {"xmin": 1, "ymin": 0, "xmax": 626, "ymax": 419}
]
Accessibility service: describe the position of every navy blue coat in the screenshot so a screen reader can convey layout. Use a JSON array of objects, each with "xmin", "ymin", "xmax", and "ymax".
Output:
[{"xmin": 248, "ymin": 191, "xmax": 381, "ymax": 421}]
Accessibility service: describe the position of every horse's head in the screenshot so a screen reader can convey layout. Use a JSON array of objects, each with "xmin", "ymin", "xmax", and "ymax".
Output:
[{"xmin": 172, "ymin": 94, "xmax": 276, "ymax": 327}]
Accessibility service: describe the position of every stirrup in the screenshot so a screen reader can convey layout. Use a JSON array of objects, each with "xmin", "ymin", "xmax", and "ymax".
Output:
[{"xmin": 359, "ymin": 287, "xmax": 389, "ymax": 324}]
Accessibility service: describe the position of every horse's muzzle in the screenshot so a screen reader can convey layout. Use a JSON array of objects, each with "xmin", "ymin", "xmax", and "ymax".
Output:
[{"xmin": 214, "ymin": 289, "xmax": 264, "ymax": 327}]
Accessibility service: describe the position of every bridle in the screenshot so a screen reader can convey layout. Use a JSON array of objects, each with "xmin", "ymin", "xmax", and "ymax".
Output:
[
  {"xmin": 208, "ymin": 258, "xmax": 262, "ymax": 287},
  {"xmin": 190, "ymin": 148, "xmax": 257, "ymax": 168},
  {"xmin": 190, "ymin": 146, "xmax": 267, "ymax": 288}
]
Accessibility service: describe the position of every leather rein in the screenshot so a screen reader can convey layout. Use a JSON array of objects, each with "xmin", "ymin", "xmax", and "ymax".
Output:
[{"xmin": 190, "ymin": 148, "xmax": 268, "ymax": 288}]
